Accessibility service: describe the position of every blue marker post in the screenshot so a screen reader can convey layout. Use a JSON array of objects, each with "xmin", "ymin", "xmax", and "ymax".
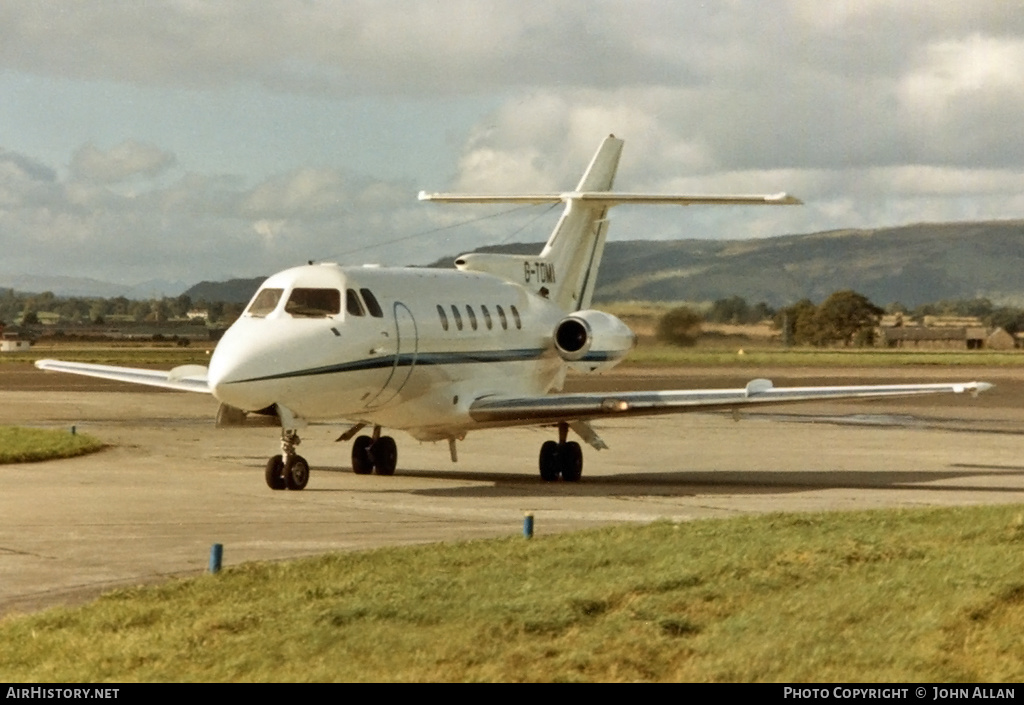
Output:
[
  {"xmin": 209, "ymin": 543, "xmax": 223, "ymax": 574},
  {"xmin": 523, "ymin": 512, "xmax": 534, "ymax": 539}
]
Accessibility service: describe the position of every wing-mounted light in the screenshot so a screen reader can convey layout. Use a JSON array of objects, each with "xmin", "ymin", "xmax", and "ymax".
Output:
[{"xmin": 553, "ymin": 309, "xmax": 636, "ymax": 373}]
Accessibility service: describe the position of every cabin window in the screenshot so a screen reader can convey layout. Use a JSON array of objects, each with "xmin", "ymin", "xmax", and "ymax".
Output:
[
  {"xmin": 345, "ymin": 289, "xmax": 365, "ymax": 316},
  {"xmin": 285, "ymin": 288, "xmax": 341, "ymax": 317},
  {"xmin": 437, "ymin": 304, "xmax": 449, "ymax": 331},
  {"xmin": 466, "ymin": 305, "xmax": 478, "ymax": 331},
  {"xmin": 510, "ymin": 305, "xmax": 522, "ymax": 329},
  {"xmin": 481, "ymin": 305, "xmax": 493, "ymax": 330},
  {"xmin": 360, "ymin": 289, "xmax": 384, "ymax": 318},
  {"xmin": 496, "ymin": 305, "xmax": 508, "ymax": 330},
  {"xmin": 247, "ymin": 288, "xmax": 284, "ymax": 317},
  {"xmin": 450, "ymin": 305, "xmax": 463, "ymax": 331}
]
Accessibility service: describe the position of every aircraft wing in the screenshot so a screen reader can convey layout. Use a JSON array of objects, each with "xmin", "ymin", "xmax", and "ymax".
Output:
[
  {"xmin": 34, "ymin": 359, "xmax": 211, "ymax": 394},
  {"xmin": 469, "ymin": 379, "xmax": 991, "ymax": 427}
]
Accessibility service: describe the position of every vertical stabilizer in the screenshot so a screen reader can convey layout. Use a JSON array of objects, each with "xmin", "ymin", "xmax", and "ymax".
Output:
[
  {"xmin": 428, "ymin": 136, "xmax": 625, "ymax": 311},
  {"xmin": 536, "ymin": 136, "xmax": 623, "ymax": 310}
]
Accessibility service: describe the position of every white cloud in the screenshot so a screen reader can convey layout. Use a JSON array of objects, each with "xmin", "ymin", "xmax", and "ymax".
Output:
[
  {"xmin": 0, "ymin": 144, "xmax": 429, "ymax": 283},
  {"xmin": 242, "ymin": 168, "xmax": 349, "ymax": 220},
  {"xmin": 4, "ymin": 2, "xmax": 1024, "ymax": 285},
  {"xmin": 0, "ymin": 149, "xmax": 56, "ymax": 183},
  {"xmin": 252, "ymin": 219, "xmax": 285, "ymax": 246},
  {"xmin": 70, "ymin": 140, "xmax": 176, "ymax": 183},
  {"xmin": 0, "ymin": 1, "xmax": 694, "ymax": 95}
]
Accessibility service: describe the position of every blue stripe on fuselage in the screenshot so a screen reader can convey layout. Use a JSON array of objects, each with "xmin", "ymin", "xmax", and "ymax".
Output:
[{"xmin": 222, "ymin": 347, "xmax": 556, "ymax": 385}]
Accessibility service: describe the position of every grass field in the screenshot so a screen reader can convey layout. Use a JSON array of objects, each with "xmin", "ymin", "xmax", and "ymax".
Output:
[
  {"xmin": 2, "ymin": 504, "xmax": 1022, "ymax": 682},
  {"xmin": 1, "ymin": 346, "xmax": 213, "ymax": 367},
  {"xmin": 625, "ymin": 345, "xmax": 1024, "ymax": 368},
  {"xmin": 0, "ymin": 426, "xmax": 105, "ymax": 464}
]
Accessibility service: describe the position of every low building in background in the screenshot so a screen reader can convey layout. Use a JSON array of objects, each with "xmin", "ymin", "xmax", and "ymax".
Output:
[{"xmin": 879, "ymin": 320, "xmax": 1015, "ymax": 350}]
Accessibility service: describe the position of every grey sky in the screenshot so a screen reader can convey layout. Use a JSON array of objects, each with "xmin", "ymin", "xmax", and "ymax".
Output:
[{"xmin": 2, "ymin": 1, "xmax": 1023, "ymax": 286}]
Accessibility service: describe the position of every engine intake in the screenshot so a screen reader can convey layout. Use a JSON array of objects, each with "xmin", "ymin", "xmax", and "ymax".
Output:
[
  {"xmin": 553, "ymin": 310, "xmax": 636, "ymax": 372},
  {"xmin": 555, "ymin": 317, "xmax": 589, "ymax": 356}
]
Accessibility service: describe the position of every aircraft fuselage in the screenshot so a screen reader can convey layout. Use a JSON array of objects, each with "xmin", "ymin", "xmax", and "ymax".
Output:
[{"xmin": 207, "ymin": 263, "xmax": 567, "ymax": 439}]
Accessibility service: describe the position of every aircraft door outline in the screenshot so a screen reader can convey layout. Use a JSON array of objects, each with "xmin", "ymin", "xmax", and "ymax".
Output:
[{"xmin": 364, "ymin": 301, "xmax": 418, "ymax": 409}]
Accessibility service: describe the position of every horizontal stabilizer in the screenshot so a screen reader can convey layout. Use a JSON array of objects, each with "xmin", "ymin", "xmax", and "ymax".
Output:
[
  {"xmin": 418, "ymin": 191, "xmax": 802, "ymax": 206},
  {"xmin": 421, "ymin": 136, "xmax": 801, "ymax": 311}
]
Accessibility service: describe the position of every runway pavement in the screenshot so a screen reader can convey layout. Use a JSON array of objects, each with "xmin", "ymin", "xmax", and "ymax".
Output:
[{"xmin": 3, "ymin": 365, "xmax": 1024, "ymax": 617}]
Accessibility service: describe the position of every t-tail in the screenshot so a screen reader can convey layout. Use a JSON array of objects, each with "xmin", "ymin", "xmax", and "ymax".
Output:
[{"xmin": 419, "ymin": 134, "xmax": 801, "ymax": 312}]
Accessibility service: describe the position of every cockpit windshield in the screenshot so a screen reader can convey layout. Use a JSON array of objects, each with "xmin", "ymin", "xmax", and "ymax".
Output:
[
  {"xmin": 284, "ymin": 288, "xmax": 341, "ymax": 317},
  {"xmin": 246, "ymin": 288, "xmax": 284, "ymax": 317}
]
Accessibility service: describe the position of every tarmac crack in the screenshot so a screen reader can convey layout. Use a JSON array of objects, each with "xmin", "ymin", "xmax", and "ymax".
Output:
[{"xmin": 0, "ymin": 546, "xmax": 56, "ymax": 559}]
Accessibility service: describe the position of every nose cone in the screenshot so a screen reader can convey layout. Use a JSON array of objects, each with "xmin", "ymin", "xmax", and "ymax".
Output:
[
  {"xmin": 206, "ymin": 346, "xmax": 236, "ymax": 396},
  {"xmin": 207, "ymin": 321, "xmax": 279, "ymax": 410}
]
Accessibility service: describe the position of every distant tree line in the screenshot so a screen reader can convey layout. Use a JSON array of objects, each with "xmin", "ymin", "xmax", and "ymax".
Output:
[
  {"xmin": 775, "ymin": 291, "xmax": 884, "ymax": 347},
  {"xmin": 656, "ymin": 291, "xmax": 1024, "ymax": 349},
  {"xmin": 0, "ymin": 288, "xmax": 244, "ymax": 329},
  {"xmin": 656, "ymin": 295, "xmax": 781, "ymax": 346},
  {"xmin": 656, "ymin": 307, "xmax": 704, "ymax": 346},
  {"xmin": 7, "ymin": 287, "xmax": 1024, "ymax": 350},
  {"xmin": 703, "ymin": 295, "xmax": 776, "ymax": 325}
]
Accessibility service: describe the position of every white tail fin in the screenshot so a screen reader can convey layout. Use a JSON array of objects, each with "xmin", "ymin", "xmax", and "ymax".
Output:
[
  {"xmin": 535, "ymin": 136, "xmax": 622, "ymax": 310},
  {"xmin": 420, "ymin": 135, "xmax": 801, "ymax": 311}
]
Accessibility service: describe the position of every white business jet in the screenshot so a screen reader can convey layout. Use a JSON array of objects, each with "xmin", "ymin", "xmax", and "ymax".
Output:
[{"xmin": 36, "ymin": 135, "xmax": 991, "ymax": 490}]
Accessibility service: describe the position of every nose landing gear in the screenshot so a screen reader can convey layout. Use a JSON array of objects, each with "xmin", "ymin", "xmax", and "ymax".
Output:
[{"xmin": 265, "ymin": 428, "xmax": 309, "ymax": 490}]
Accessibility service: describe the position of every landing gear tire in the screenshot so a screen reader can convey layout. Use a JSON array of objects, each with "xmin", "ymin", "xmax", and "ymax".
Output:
[
  {"xmin": 372, "ymin": 436, "xmax": 397, "ymax": 476},
  {"xmin": 284, "ymin": 454, "xmax": 310, "ymax": 490},
  {"xmin": 352, "ymin": 435, "xmax": 374, "ymax": 475},
  {"xmin": 561, "ymin": 441, "xmax": 583, "ymax": 482},
  {"xmin": 265, "ymin": 455, "xmax": 286, "ymax": 490},
  {"xmin": 538, "ymin": 439, "xmax": 584, "ymax": 482},
  {"xmin": 539, "ymin": 441, "xmax": 560, "ymax": 482}
]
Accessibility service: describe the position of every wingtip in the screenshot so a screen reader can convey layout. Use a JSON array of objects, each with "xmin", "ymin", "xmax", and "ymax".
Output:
[
  {"xmin": 958, "ymin": 381, "xmax": 993, "ymax": 397},
  {"xmin": 770, "ymin": 192, "xmax": 803, "ymax": 205}
]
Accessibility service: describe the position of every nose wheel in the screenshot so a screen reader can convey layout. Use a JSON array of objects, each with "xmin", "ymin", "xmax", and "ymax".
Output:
[{"xmin": 265, "ymin": 429, "xmax": 309, "ymax": 490}]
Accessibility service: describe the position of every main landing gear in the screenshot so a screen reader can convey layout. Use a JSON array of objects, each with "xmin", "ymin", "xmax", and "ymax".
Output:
[
  {"xmin": 264, "ymin": 422, "xmax": 580, "ymax": 489},
  {"xmin": 351, "ymin": 427, "xmax": 398, "ymax": 476},
  {"xmin": 538, "ymin": 422, "xmax": 583, "ymax": 482},
  {"xmin": 265, "ymin": 428, "xmax": 310, "ymax": 491},
  {"xmin": 263, "ymin": 424, "xmax": 398, "ymax": 490}
]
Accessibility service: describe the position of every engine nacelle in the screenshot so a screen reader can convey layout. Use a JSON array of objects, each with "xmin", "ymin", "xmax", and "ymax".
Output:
[{"xmin": 553, "ymin": 309, "xmax": 636, "ymax": 373}]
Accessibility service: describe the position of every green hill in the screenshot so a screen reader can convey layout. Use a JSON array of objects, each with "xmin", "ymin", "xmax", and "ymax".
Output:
[
  {"xmin": 194, "ymin": 219, "xmax": 1024, "ymax": 307},
  {"xmin": 432, "ymin": 219, "xmax": 1024, "ymax": 307},
  {"xmin": 601, "ymin": 220, "xmax": 1024, "ymax": 307},
  {"xmin": 181, "ymin": 277, "xmax": 266, "ymax": 304}
]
